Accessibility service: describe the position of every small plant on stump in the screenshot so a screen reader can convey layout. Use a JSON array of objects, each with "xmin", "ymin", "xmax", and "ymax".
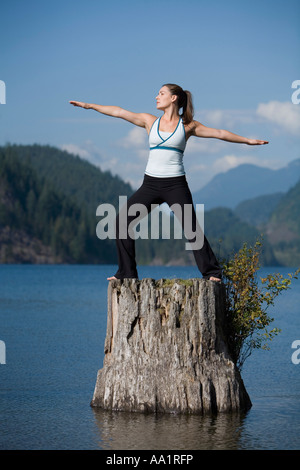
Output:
[{"xmin": 222, "ymin": 238, "xmax": 299, "ymax": 371}]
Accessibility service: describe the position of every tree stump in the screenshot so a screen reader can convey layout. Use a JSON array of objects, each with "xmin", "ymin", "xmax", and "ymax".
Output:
[{"xmin": 91, "ymin": 278, "xmax": 251, "ymax": 414}]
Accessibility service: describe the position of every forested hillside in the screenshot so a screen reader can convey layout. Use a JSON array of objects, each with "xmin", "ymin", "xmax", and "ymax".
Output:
[
  {"xmin": 193, "ymin": 159, "xmax": 300, "ymax": 210},
  {"xmin": 232, "ymin": 181, "xmax": 300, "ymax": 266},
  {"xmin": 0, "ymin": 144, "xmax": 280, "ymax": 266},
  {"xmin": 5, "ymin": 144, "xmax": 134, "ymax": 210},
  {"xmin": 234, "ymin": 193, "xmax": 284, "ymax": 227},
  {"xmin": 265, "ymin": 179, "xmax": 300, "ymax": 266},
  {"xmin": 0, "ymin": 146, "xmax": 116, "ymax": 263}
]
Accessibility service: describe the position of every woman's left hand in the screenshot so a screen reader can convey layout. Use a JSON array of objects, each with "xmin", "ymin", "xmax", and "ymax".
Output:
[{"xmin": 247, "ymin": 139, "xmax": 269, "ymax": 145}]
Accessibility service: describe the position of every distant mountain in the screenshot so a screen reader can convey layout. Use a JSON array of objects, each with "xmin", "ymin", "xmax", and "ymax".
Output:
[
  {"xmin": 234, "ymin": 192, "xmax": 284, "ymax": 227},
  {"xmin": 264, "ymin": 179, "xmax": 300, "ymax": 266},
  {"xmin": 192, "ymin": 159, "xmax": 300, "ymax": 210},
  {"xmin": 235, "ymin": 177, "xmax": 300, "ymax": 266},
  {"xmin": 203, "ymin": 207, "xmax": 278, "ymax": 266}
]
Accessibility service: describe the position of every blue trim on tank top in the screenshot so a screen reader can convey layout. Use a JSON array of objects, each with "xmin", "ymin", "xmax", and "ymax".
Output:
[
  {"xmin": 149, "ymin": 145, "xmax": 184, "ymax": 154},
  {"xmin": 157, "ymin": 117, "xmax": 181, "ymax": 144}
]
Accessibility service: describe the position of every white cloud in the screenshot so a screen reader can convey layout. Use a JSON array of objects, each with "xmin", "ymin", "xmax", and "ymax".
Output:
[
  {"xmin": 196, "ymin": 102, "xmax": 300, "ymax": 136},
  {"xmin": 212, "ymin": 154, "xmax": 282, "ymax": 173},
  {"xmin": 61, "ymin": 140, "xmax": 116, "ymax": 170},
  {"xmin": 195, "ymin": 108, "xmax": 256, "ymax": 128},
  {"xmin": 117, "ymin": 126, "xmax": 149, "ymax": 160},
  {"xmin": 61, "ymin": 143, "xmax": 91, "ymax": 159},
  {"xmin": 256, "ymin": 101, "xmax": 300, "ymax": 135},
  {"xmin": 186, "ymin": 136, "xmax": 226, "ymax": 154},
  {"xmin": 118, "ymin": 126, "xmax": 148, "ymax": 149}
]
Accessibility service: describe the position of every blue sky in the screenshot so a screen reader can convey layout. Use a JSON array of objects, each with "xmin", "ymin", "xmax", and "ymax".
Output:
[{"xmin": 1, "ymin": 0, "xmax": 300, "ymax": 192}]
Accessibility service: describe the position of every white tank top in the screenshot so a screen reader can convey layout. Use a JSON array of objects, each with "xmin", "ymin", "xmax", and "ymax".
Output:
[{"xmin": 145, "ymin": 117, "xmax": 186, "ymax": 177}]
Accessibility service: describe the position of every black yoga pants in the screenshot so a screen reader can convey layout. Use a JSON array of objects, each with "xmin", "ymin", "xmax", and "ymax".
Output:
[{"xmin": 113, "ymin": 174, "xmax": 222, "ymax": 280}]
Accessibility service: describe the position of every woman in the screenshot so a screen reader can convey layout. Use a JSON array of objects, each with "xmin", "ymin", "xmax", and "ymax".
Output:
[{"xmin": 70, "ymin": 84, "xmax": 268, "ymax": 282}]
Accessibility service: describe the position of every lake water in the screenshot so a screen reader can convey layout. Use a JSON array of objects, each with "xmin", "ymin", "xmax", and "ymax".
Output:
[{"xmin": 0, "ymin": 264, "xmax": 299, "ymax": 450}]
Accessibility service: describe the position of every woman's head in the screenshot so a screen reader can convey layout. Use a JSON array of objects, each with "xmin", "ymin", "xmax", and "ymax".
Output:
[{"xmin": 156, "ymin": 83, "xmax": 194, "ymax": 124}]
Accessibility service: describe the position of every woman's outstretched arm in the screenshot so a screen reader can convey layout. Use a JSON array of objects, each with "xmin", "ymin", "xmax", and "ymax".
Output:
[
  {"xmin": 190, "ymin": 120, "xmax": 268, "ymax": 145},
  {"xmin": 69, "ymin": 100, "xmax": 156, "ymax": 132}
]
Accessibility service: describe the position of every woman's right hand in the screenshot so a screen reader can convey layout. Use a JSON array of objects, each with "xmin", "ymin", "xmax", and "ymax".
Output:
[{"xmin": 69, "ymin": 100, "xmax": 89, "ymax": 109}]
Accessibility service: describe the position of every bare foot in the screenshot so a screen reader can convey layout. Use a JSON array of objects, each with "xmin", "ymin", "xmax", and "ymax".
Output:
[
  {"xmin": 209, "ymin": 276, "xmax": 221, "ymax": 282},
  {"xmin": 107, "ymin": 276, "xmax": 117, "ymax": 281}
]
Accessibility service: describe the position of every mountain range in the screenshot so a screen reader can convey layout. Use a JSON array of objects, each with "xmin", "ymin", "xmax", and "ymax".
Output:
[
  {"xmin": 0, "ymin": 144, "xmax": 299, "ymax": 267},
  {"xmin": 192, "ymin": 159, "xmax": 300, "ymax": 210}
]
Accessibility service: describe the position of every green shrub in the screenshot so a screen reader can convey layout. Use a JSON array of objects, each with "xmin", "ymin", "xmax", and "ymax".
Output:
[{"xmin": 222, "ymin": 238, "xmax": 299, "ymax": 370}]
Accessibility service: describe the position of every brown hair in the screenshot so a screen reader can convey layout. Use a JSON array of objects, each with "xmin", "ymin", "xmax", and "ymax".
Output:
[{"xmin": 162, "ymin": 83, "xmax": 194, "ymax": 125}]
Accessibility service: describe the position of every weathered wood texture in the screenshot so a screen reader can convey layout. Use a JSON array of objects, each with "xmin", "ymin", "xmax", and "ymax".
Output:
[{"xmin": 91, "ymin": 278, "xmax": 251, "ymax": 414}]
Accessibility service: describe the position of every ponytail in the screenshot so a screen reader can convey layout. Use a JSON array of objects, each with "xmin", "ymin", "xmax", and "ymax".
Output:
[
  {"xmin": 182, "ymin": 89, "xmax": 194, "ymax": 125},
  {"xmin": 162, "ymin": 83, "xmax": 194, "ymax": 125}
]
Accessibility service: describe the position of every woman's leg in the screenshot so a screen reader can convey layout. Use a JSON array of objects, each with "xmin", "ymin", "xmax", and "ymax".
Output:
[
  {"xmin": 112, "ymin": 176, "xmax": 162, "ymax": 279},
  {"xmin": 163, "ymin": 177, "xmax": 222, "ymax": 280}
]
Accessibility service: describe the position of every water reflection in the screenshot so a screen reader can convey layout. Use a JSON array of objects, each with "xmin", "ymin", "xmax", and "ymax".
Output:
[{"xmin": 92, "ymin": 408, "xmax": 248, "ymax": 450}]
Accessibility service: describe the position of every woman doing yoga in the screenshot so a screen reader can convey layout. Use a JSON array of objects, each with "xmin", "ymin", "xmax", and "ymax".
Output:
[{"xmin": 70, "ymin": 84, "xmax": 268, "ymax": 282}]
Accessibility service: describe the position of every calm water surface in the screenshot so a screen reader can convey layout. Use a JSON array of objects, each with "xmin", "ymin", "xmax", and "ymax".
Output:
[{"xmin": 0, "ymin": 264, "xmax": 299, "ymax": 450}]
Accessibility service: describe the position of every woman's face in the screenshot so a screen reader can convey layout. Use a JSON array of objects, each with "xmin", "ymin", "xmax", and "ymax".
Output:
[{"xmin": 156, "ymin": 86, "xmax": 176, "ymax": 110}]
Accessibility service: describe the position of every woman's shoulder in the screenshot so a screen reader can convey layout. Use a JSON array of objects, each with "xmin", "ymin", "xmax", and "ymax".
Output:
[{"xmin": 145, "ymin": 113, "xmax": 158, "ymax": 124}]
